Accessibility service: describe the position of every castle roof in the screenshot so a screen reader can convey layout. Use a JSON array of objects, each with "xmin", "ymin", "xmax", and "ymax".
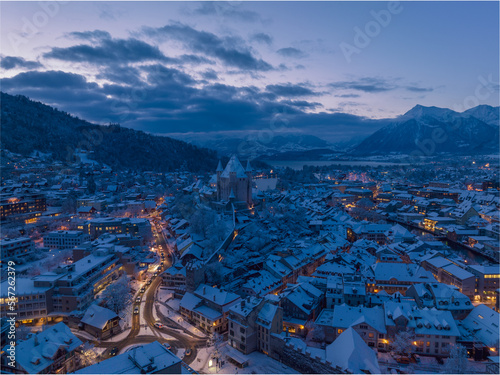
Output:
[
  {"xmin": 216, "ymin": 160, "xmax": 223, "ymax": 172},
  {"xmin": 221, "ymin": 155, "xmax": 247, "ymax": 178}
]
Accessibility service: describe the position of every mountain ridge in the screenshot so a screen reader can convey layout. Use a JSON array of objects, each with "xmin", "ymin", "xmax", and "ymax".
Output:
[{"xmin": 0, "ymin": 92, "xmax": 219, "ymax": 172}]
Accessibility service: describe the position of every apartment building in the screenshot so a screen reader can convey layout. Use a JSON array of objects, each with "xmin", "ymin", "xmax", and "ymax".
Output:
[
  {"xmin": 227, "ymin": 297, "xmax": 283, "ymax": 355},
  {"xmin": 0, "ymin": 237, "xmax": 34, "ymax": 264},
  {"xmin": 43, "ymin": 230, "xmax": 91, "ymax": 249}
]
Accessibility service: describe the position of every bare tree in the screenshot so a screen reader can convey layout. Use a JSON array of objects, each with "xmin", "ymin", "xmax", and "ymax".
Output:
[
  {"xmin": 443, "ymin": 344, "xmax": 470, "ymax": 374},
  {"xmin": 76, "ymin": 342, "xmax": 99, "ymax": 368},
  {"xmin": 392, "ymin": 329, "xmax": 415, "ymax": 358},
  {"xmin": 102, "ymin": 276, "xmax": 132, "ymax": 314}
]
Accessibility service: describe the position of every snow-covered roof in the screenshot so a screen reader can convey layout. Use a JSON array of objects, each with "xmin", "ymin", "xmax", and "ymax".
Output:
[
  {"xmin": 81, "ymin": 304, "xmax": 119, "ymax": 329},
  {"xmin": 331, "ymin": 304, "xmax": 386, "ymax": 333},
  {"xmin": 325, "ymin": 327, "xmax": 381, "ymax": 374},
  {"xmin": 220, "ymin": 155, "xmax": 247, "ymax": 178},
  {"xmin": 194, "ymin": 284, "xmax": 240, "ymax": 307},
  {"xmin": 6, "ymin": 322, "xmax": 82, "ymax": 374},
  {"xmin": 461, "ymin": 304, "xmax": 500, "ymax": 347},
  {"xmin": 75, "ymin": 341, "xmax": 181, "ymax": 374}
]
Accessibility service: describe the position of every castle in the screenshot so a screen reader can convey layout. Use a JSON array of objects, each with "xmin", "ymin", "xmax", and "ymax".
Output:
[{"xmin": 216, "ymin": 155, "xmax": 253, "ymax": 207}]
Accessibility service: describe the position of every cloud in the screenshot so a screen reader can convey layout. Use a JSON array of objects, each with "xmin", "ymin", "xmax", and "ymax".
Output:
[
  {"xmin": 66, "ymin": 30, "xmax": 111, "ymax": 41},
  {"xmin": 144, "ymin": 23, "xmax": 273, "ymax": 71},
  {"xmin": 266, "ymin": 83, "xmax": 319, "ymax": 97},
  {"xmin": 0, "ymin": 56, "xmax": 43, "ymax": 70},
  {"xmin": 329, "ymin": 77, "xmax": 398, "ymax": 93},
  {"xmin": 335, "ymin": 94, "xmax": 360, "ymax": 98},
  {"xmin": 277, "ymin": 47, "xmax": 307, "ymax": 59},
  {"xmin": 1, "ymin": 70, "xmax": 97, "ymax": 90},
  {"xmin": 44, "ymin": 37, "xmax": 167, "ymax": 64},
  {"xmin": 405, "ymin": 86, "xmax": 434, "ymax": 92},
  {"xmin": 279, "ymin": 100, "xmax": 322, "ymax": 109},
  {"xmin": 250, "ymin": 32, "xmax": 273, "ymax": 45},
  {"xmin": 190, "ymin": 2, "xmax": 261, "ymax": 22},
  {"xmin": 201, "ymin": 69, "xmax": 218, "ymax": 80}
]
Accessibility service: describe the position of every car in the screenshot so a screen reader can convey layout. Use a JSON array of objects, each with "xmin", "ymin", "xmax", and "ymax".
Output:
[
  {"xmin": 153, "ymin": 272, "xmax": 158, "ymax": 277},
  {"xmin": 136, "ymin": 296, "xmax": 141, "ymax": 303},
  {"xmin": 110, "ymin": 347, "xmax": 119, "ymax": 356},
  {"xmin": 134, "ymin": 307, "xmax": 139, "ymax": 314},
  {"xmin": 163, "ymin": 343, "xmax": 172, "ymax": 350},
  {"xmin": 396, "ymin": 356, "xmax": 411, "ymax": 365},
  {"xmin": 154, "ymin": 322, "xmax": 164, "ymax": 329},
  {"xmin": 147, "ymin": 279, "xmax": 152, "ymax": 285},
  {"xmin": 160, "ymin": 262, "xmax": 164, "ymax": 266},
  {"xmin": 185, "ymin": 348, "xmax": 192, "ymax": 356},
  {"xmin": 140, "ymin": 287, "xmax": 145, "ymax": 293}
]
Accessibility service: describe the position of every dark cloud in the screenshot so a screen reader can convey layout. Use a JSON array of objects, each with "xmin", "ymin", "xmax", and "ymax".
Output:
[
  {"xmin": 329, "ymin": 77, "xmax": 397, "ymax": 93},
  {"xmin": 96, "ymin": 65, "xmax": 144, "ymax": 86},
  {"xmin": 190, "ymin": 2, "xmax": 261, "ymax": 22},
  {"xmin": 406, "ymin": 86, "xmax": 434, "ymax": 92},
  {"xmin": 144, "ymin": 23, "xmax": 273, "ymax": 71},
  {"xmin": 66, "ymin": 30, "xmax": 111, "ymax": 41},
  {"xmin": 0, "ymin": 56, "xmax": 43, "ymax": 70},
  {"xmin": 44, "ymin": 37, "xmax": 167, "ymax": 64},
  {"xmin": 201, "ymin": 69, "xmax": 218, "ymax": 80},
  {"xmin": 279, "ymin": 100, "xmax": 322, "ymax": 109},
  {"xmin": 277, "ymin": 47, "xmax": 307, "ymax": 59},
  {"xmin": 295, "ymin": 64, "xmax": 306, "ymax": 70},
  {"xmin": 266, "ymin": 83, "xmax": 319, "ymax": 97},
  {"xmin": 335, "ymin": 94, "xmax": 360, "ymax": 98},
  {"xmin": 1, "ymin": 70, "xmax": 97, "ymax": 90},
  {"xmin": 250, "ymin": 32, "xmax": 273, "ymax": 45},
  {"xmin": 143, "ymin": 64, "xmax": 196, "ymax": 86}
]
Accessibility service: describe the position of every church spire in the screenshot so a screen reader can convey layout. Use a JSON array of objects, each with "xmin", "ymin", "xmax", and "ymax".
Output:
[
  {"xmin": 216, "ymin": 160, "xmax": 223, "ymax": 172},
  {"xmin": 245, "ymin": 160, "xmax": 253, "ymax": 172}
]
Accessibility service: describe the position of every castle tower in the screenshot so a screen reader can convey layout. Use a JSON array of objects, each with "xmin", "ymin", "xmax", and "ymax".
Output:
[{"xmin": 216, "ymin": 155, "xmax": 252, "ymax": 207}]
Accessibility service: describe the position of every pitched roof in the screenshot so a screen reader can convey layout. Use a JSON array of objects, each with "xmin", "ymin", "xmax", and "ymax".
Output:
[
  {"xmin": 220, "ymin": 155, "xmax": 247, "ymax": 178},
  {"xmin": 81, "ymin": 304, "xmax": 119, "ymax": 329},
  {"xmin": 325, "ymin": 327, "xmax": 381, "ymax": 374}
]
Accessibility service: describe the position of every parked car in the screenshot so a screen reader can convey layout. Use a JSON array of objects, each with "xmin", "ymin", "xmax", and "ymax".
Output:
[{"xmin": 110, "ymin": 347, "xmax": 119, "ymax": 356}]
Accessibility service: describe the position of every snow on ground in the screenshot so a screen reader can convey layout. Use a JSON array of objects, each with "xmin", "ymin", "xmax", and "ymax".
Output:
[
  {"xmin": 158, "ymin": 288, "xmax": 175, "ymax": 303},
  {"xmin": 190, "ymin": 347, "xmax": 214, "ymax": 372},
  {"xmin": 94, "ymin": 347, "xmax": 107, "ymax": 356},
  {"xmin": 157, "ymin": 304, "xmax": 206, "ymax": 337},
  {"xmin": 201, "ymin": 349, "xmax": 299, "ymax": 374},
  {"xmin": 70, "ymin": 329, "xmax": 95, "ymax": 342},
  {"xmin": 103, "ymin": 328, "xmax": 131, "ymax": 342},
  {"xmin": 121, "ymin": 344, "xmax": 145, "ymax": 354},
  {"xmin": 166, "ymin": 297, "xmax": 181, "ymax": 310}
]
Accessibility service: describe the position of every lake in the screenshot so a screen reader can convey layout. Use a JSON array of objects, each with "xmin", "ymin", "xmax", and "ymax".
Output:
[{"xmin": 263, "ymin": 160, "xmax": 412, "ymax": 170}]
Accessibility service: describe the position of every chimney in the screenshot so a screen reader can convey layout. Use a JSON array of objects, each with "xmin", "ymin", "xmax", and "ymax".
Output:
[
  {"xmin": 241, "ymin": 300, "xmax": 246, "ymax": 308},
  {"xmin": 203, "ymin": 287, "xmax": 206, "ymax": 295},
  {"xmin": 34, "ymin": 335, "xmax": 39, "ymax": 346},
  {"xmin": 213, "ymin": 295, "xmax": 215, "ymax": 301}
]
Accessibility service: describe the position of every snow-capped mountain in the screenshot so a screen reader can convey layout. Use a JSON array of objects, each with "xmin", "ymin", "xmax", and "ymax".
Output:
[
  {"xmin": 463, "ymin": 105, "xmax": 500, "ymax": 127},
  {"xmin": 351, "ymin": 104, "xmax": 499, "ymax": 155},
  {"xmin": 195, "ymin": 133, "xmax": 336, "ymax": 157}
]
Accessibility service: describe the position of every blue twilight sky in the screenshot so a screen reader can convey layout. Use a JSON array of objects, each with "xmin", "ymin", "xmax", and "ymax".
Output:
[{"xmin": 0, "ymin": 1, "xmax": 498, "ymax": 142}]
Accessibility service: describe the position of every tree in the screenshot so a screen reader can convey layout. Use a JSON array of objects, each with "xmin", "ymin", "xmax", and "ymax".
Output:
[
  {"xmin": 392, "ymin": 329, "xmax": 415, "ymax": 358},
  {"xmin": 101, "ymin": 276, "xmax": 131, "ymax": 314},
  {"xmin": 76, "ymin": 342, "xmax": 99, "ymax": 368},
  {"xmin": 443, "ymin": 344, "xmax": 470, "ymax": 374}
]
